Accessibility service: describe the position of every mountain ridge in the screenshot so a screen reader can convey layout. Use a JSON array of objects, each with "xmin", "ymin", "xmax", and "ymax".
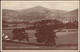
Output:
[{"xmin": 2, "ymin": 6, "xmax": 78, "ymax": 22}]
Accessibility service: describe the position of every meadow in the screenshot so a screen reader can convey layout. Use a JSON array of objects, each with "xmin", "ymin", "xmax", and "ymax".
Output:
[{"xmin": 2, "ymin": 29, "xmax": 78, "ymax": 50}]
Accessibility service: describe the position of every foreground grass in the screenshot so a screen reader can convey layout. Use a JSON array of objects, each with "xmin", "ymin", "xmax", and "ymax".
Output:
[{"xmin": 2, "ymin": 31, "xmax": 78, "ymax": 50}]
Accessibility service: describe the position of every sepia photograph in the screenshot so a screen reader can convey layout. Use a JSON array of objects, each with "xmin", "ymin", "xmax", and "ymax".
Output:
[{"xmin": 1, "ymin": 1, "xmax": 79, "ymax": 50}]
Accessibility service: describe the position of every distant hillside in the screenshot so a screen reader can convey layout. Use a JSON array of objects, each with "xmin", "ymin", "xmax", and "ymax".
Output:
[
  {"xmin": 19, "ymin": 6, "xmax": 66, "ymax": 14},
  {"xmin": 2, "ymin": 6, "xmax": 78, "ymax": 23},
  {"xmin": 16, "ymin": 6, "xmax": 66, "ymax": 22},
  {"xmin": 2, "ymin": 9, "xmax": 20, "ymax": 21},
  {"xmin": 60, "ymin": 9, "xmax": 78, "ymax": 22}
]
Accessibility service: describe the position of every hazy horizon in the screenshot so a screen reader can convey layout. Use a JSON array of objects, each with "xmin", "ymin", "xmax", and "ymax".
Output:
[{"xmin": 2, "ymin": 1, "xmax": 79, "ymax": 11}]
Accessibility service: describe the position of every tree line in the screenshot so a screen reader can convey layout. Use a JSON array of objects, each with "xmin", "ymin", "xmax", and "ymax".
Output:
[{"xmin": 2, "ymin": 19, "xmax": 78, "ymax": 29}]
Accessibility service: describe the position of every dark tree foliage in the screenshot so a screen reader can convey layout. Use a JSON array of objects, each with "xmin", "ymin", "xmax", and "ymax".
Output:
[
  {"xmin": 73, "ymin": 20, "xmax": 78, "ymax": 28},
  {"xmin": 35, "ymin": 21, "xmax": 57, "ymax": 46},
  {"xmin": 2, "ymin": 20, "xmax": 7, "ymax": 23},
  {"xmin": 65, "ymin": 20, "xmax": 78, "ymax": 29},
  {"xmin": 13, "ymin": 24, "xmax": 17, "ymax": 27},
  {"xmin": 53, "ymin": 19, "xmax": 64, "ymax": 29},
  {"xmin": 34, "ymin": 19, "xmax": 64, "ymax": 29},
  {"xmin": 12, "ymin": 28, "xmax": 29, "ymax": 42},
  {"xmin": 2, "ymin": 24, "xmax": 9, "ymax": 27}
]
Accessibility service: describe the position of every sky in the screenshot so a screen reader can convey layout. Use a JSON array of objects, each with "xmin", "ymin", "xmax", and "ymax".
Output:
[{"xmin": 2, "ymin": 1, "xmax": 79, "ymax": 11}]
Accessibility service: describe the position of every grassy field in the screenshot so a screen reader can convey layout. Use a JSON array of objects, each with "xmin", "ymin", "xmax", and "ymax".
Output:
[{"xmin": 2, "ymin": 29, "xmax": 78, "ymax": 50}]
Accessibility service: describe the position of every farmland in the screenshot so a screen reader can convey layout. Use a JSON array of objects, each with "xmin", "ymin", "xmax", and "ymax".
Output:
[{"xmin": 2, "ymin": 29, "xmax": 78, "ymax": 50}]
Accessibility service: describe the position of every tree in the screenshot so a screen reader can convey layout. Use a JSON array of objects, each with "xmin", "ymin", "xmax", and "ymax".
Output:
[
  {"xmin": 65, "ymin": 20, "xmax": 78, "ymax": 29},
  {"xmin": 35, "ymin": 22, "xmax": 57, "ymax": 46},
  {"xmin": 73, "ymin": 20, "xmax": 78, "ymax": 29},
  {"xmin": 53, "ymin": 19, "xmax": 64, "ymax": 29},
  {"xmin": 12, "ymin": 28, "xmax": 29, "ymax": 42}
]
